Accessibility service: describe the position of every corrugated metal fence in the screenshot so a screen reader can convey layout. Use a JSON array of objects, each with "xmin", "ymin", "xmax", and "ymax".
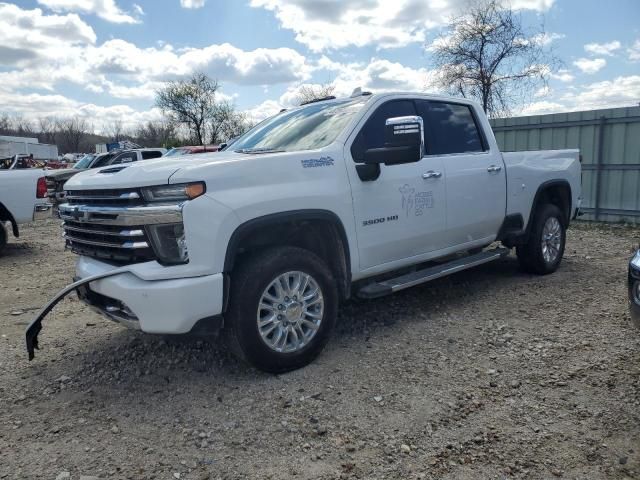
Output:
[{"xmin": 490, "ymin": 106, "xmax": 640, "ymax": 223}]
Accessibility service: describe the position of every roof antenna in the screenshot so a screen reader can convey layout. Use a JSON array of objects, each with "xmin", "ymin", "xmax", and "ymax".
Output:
[{"xmin": 350, "ymin": 87, "xmax": 362, "ymax": 98}]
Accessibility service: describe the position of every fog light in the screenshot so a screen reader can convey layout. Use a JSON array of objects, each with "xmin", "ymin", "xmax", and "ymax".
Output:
[{"xmin": 147, "ymin": 223, "xmax": 188, "ymax": 265}]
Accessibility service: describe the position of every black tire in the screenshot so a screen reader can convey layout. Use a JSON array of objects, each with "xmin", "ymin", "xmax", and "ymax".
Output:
[
  {"xmin": 516, "ymin": 204, "xmax": 566, "ymax": 275},
  {"xmin": 224, "ymin": 246, "xmax": 338, "ymax": 373},
  {"xmin": 0, "ymin": 223, "xmax": 6, "ymax": 256}
]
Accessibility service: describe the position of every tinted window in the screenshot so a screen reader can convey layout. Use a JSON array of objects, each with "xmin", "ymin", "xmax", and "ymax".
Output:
[
  {"xmin": 92, "ymin": 153, "xmax": 115, "ymax": 168},
  {"xmin": 351, "ymin": 99, "xmax": 417, "ymax": 162},
  {"xmin": 142, "ymin": 150, "xmax": 163, "ymax": 160},
  {"xmin": 419, "ymin": 102, "xmax": 484, "ymax": 155}
]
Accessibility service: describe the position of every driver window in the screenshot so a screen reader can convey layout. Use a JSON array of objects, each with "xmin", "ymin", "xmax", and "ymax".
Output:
[{"xmin": 351, "ymin": 100, "xmax": 417, "ymax": 162}]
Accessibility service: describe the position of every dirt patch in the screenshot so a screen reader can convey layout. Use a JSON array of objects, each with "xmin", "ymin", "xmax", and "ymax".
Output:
[{"xmin": 1, "ymin": 220, "xmax": 639, "ymax": 479}]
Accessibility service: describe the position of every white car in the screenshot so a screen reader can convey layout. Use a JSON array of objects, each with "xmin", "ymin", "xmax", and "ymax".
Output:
[
  {"xmin": 0, "ymin": 169, "xmax": 52, "ymax": 253},
  {"xmin": 29, "ymin": 91, "xmax": 582, "ymax": 372}
]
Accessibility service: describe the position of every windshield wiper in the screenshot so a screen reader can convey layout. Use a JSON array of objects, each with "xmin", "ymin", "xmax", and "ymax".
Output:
[{"xmin": 234, "ymin": 148, "xmax": 284, "ymax": 154}]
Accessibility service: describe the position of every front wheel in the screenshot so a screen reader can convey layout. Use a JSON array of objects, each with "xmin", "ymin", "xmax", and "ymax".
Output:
[
  {"xmin": 516, "ymin": 204, "xmax": 566, "ymax": 274},
  {"xmin": 224, "ymin": 246, "xmax": 338, "ymax": 373}
]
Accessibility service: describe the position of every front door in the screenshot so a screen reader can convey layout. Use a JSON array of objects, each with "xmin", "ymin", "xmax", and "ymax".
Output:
[{"xmin": 345, "ymin": 99, "xmax": 448, "ymax": 271}]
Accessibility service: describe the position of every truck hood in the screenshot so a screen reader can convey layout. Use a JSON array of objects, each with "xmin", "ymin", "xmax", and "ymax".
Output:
[
  {"xmin": 64, "ymin": 151, "xmax": 244, "ymax": 190},
  {"xmin": 46, "ymin": 168, "xmax": 83, "ymax": 181}
]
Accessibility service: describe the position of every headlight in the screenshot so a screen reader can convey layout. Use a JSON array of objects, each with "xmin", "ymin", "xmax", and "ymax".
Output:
[
  {"xmin": 147, "ymin": 223, "xmax": 189, "ymax": 265},
  {"xmin": 632, "ymin": 251, "xmax": 640, "ymax": 269},
  {"xmin": 142, "ymin": 182, "xmax": 205, "ymax": 202}
]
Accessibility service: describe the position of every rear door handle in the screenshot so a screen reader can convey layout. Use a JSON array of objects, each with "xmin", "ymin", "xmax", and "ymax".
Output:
[
  {"xmin": 422, "ymin": 171, "xmax": 442, "ymax": 179},
  {"xmin": 487, "ymin": 165, "xmax": 502, "ymax": 173}
]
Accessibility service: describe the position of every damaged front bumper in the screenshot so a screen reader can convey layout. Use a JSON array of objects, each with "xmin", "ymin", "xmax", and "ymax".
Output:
[{"xmin": 25, "ymin": 258, "xmax": 225, "ymax": 360}]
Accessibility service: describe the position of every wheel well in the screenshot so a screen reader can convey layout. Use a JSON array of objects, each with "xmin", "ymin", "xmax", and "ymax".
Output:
[
  {"xmin": 0, "ymin": 202, "xmax": 18, "ymax": 237},
  {"xmin": 225, "ymin": 212, "xmax": 351, "ymax": 301},
  {"xmin": 534, "ymin": 182, "xmax": 572, "ymax": 227}
]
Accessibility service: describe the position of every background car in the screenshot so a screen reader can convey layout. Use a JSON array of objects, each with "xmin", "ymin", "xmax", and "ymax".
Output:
[{"xmin": 628, "ymin": 250, "xmax": 640, "ymax": 328}]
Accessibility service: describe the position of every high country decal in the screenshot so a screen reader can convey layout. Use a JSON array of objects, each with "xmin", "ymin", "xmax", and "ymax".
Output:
[{"xmin": 301, "ymin": 156, "xmax": 335, "ymax": 168}]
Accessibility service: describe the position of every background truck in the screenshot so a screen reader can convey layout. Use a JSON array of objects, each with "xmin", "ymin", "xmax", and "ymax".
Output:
[
  {"xmin": 0, "ymin": 169, "xmax": 52, "ymax": 254},
  {"xmin": 28, "ymin": 92, "xmax": 581, "ymax": 372},
  {"xmin": 46, "ymin": 148, "xmax": 167, "ymax": 211}
]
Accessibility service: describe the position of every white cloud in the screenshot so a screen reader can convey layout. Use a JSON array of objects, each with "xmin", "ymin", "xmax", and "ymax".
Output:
[
  {"xmin": 584, "ymin": 41, "xmax": 621, "ymax": 56},
  {"xmin": 37, "ymin": 0, "xmax": 142, "ymax": 24},
  {"xmin": 532, "ymin": 32, "xmax": 565, "ymax": 46},
  {"xmin": 628, "ymin": 39, "xmax": 640, "ymax": 61},
  {"xmin": 565, "ymin": 75, "xmax": 640, "ymax": 110},
  {"xmin": 251, "ymin": 0, "xmax": 555, "ymax": 52},
  {"xmin": 573, "ymin": 58, "xmax": 606, "ymax": 74},
  {"xmin": 88, "ymin": 40, "xmax": 311, "ymax": 85},
  {"xmin": 550, "ymin": 69, "xmax": 574, "ymax": 82},
  {"xmin": 180, "ymin": 0, "xmax": 206, "ymax": 8},
  {"xmin": 521, "ymin": 100, "xmax": 565, "ymax": 115}
]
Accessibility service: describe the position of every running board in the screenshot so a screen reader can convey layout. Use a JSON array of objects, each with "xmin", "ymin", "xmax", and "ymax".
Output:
[{"xmin": 357, "ymin": 247, "xmax": 510, "ymax": 299}]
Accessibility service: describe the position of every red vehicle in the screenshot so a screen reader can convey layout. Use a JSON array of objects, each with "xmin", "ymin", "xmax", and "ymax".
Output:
[{"xmin": 163, "ymin": 145, "xmax": 219, "ymax": 157}]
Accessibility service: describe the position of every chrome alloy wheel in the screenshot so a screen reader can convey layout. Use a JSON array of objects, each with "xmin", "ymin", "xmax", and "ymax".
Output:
[
  {"xmin": 257, "ymin": 271, "xmax": 324, "ymax": 353},
  {"xmin": 541, "ymin": 216, "xmax": 562, "ymax": 264}
]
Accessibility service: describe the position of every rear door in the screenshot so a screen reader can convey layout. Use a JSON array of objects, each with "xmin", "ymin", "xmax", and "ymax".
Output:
[
  {"xmin": 345, "ymin": 98, "xmax": 448, "ymax": 271},
  {"xmin": 418, "ymin": 100, "xmax": 506, "ymax": 246}
]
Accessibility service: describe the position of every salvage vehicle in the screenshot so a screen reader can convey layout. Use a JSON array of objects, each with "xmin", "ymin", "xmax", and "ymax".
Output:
[
  {"xmin": 628, "ymin": 251, "xmax": 640, "ymax": 328},
  {"xmin": 164, "ymin": 145, "xmax": 219, "ymax": 157},
  {"xmin": 0, "ymin": 169, "xmax": 52, "ymax": 254},
  {"xmin": 27, "ymin": 91, "xmax": 582, "ymax": 372},
  {"xmin": 46, "ymin": 148, "xmax": 167, "ymax": 210}
]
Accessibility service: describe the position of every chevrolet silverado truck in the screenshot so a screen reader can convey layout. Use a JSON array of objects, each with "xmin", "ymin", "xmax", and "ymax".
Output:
[
  {"xmin": 0, "ymin": 169, "xmax": 52, "ymax": 254},
  {"xmin": 27, "ymin": 92, "xmax": 582, "ymax": 372}
]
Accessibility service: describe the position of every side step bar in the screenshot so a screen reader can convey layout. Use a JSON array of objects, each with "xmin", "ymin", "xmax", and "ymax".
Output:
[{"xmin": 357, "ymin": 247, "xmax": 510, "ymax": 299}]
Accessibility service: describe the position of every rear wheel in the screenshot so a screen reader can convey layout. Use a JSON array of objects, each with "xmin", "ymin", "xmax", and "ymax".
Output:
[
  {"xmin": 0, "ymin": 223, "xmax": 7, "ymax": 256},
  {"xmin": 224, "ymin": 246, "xmax": 338, "ymax": 373},
  {"xmin": 517, "ymin": 204, "xmax": 566, "ymax": 274}
]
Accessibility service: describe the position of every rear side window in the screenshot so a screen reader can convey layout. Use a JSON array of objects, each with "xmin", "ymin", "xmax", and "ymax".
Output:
[
  {"xmin": 419, "ymin": 102, "xmax": 484, "ymax": 155},
  {"xmin": 110, "ymin": 152, "xmax": 137, "ymax": 165},
  {"xmin": 142, "ymin": 150, "xmax": 163, "ymax": 160},
  {"xmin": 351, "ymin": 99, "xmax": 417, "ymax": 162}
]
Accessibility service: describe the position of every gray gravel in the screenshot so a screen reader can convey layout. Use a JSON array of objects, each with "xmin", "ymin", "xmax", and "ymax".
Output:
[{"xmin": 1, "ymin": 220, "xmax": 639, "ymax": 479}]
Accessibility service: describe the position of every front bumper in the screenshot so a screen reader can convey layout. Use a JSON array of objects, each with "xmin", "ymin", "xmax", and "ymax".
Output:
[
  {"xmin": 628, "ymin": 251, "xmax": 640, "ymax": 329},
  {"xmin": 75, "ymin": 256, "xmax": 224, "ymax": 334},
  {"xmin": 33, "ymin": 203, "xmax": 53, "ymax": 221}
]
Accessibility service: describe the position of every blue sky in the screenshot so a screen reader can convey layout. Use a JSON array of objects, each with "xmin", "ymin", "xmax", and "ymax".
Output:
[{"xmin": 1, "ymin": 0, "xmax": 639, "ymax": 130}]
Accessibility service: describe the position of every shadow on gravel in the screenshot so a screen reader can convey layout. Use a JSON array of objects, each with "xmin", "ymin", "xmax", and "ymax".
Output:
[{"xmin": 0, "ymin": 241, "xmax": 35, "ymax": 260}]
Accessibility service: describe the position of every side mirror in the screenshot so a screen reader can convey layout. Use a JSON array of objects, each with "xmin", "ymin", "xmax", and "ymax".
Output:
[{"xmin": 363, "ymin": 115, "xmax": 423, "ymax": 166}]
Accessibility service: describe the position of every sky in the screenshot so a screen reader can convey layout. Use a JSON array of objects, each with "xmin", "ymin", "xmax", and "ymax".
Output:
[{"xmin": 1, "ymin": 0, "xmax": 639, "ymax": 132}]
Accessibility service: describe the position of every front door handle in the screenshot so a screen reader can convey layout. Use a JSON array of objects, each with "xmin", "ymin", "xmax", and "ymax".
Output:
[
  {"xmin": 422, "ymin": 171, "xmax": 442, "ymax": 179},
  {"xmin": 487, "ymin": 165, "xmax": 502, "ymax": 173}
]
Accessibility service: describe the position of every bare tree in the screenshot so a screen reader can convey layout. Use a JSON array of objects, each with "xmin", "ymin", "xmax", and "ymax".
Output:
[
  {"xmin": 106, "ymin": 119, "xmax": 126, "ymax": 142},
  {"xmin": 294, "ymin": 83, "xmax": 336, "ymax": 106},
  {"xmin": 55, "ymin": 117, "xmax": 90, "ymax": 153},
  {"xmin": 429, "ymin": 0, "xmax": 558, "ymax": 117},
  {"xmin": 37, "ymin": 117, "xmax": 57, "ymax": 145},
  {"xmin": 134, "ymin": 120, "xmax": 178, "ymax": 147},
  {"xmin": 209, "ymin": 102, "xmax": 253, "ymax": 145},
  {"xmin": 155, "ymin": 72, "xmax": 219, "ymax": 145}
]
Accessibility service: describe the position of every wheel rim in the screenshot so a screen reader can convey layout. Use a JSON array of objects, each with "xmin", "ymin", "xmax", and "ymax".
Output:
[
  {"xmin": 257, "ymin": 271, "xmax": 324, "ymax": 353},
  {"xmin": 541, "ymin": 216, "xmax": 562, "ymax": 264}
]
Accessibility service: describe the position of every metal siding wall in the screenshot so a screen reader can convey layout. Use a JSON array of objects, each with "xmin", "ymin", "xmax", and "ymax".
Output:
[{"xmin": 490, "ymin": 106, "xmax": 640, "ymax": 223}]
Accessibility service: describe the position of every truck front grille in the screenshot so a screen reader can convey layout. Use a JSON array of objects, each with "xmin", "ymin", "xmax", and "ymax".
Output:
[
  {"xmin": 62, "ymin": 220, "xmax": 155, "ymax": 264},
  {"xmin": 59, "ymin": 188, "xmax": 185, "ymax": 265},
  {"xmin": 65, "ymin": 188, "xmax": 144, "ymax": 207}
]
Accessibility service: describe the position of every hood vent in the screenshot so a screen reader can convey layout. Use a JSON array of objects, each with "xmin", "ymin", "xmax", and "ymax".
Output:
[{"xmin": 99, "ymin": 166, "xmax": 128, "ymax": 174}]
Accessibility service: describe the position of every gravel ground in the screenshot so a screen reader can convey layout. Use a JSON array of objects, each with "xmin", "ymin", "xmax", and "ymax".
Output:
[{"xmin": 1, "ymin": 219, "xmax": 639, "ymax": 480}]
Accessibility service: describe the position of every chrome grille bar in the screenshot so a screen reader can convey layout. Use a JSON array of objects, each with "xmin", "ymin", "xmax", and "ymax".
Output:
[
  {"xmin": 63, "ymin": 224, "xmax": 145, "ymax": 237},
  {"xmin": 64, "ymin": 234, "xmax": 149, "ymax": 249}
]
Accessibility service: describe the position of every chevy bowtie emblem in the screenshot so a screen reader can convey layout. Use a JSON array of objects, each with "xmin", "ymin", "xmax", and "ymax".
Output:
[{"xmin": 70, "ymin": 207, "xmax": 85, "ymax": 221}]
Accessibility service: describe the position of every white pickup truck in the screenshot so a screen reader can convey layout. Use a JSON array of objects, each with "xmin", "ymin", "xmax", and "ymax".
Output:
[
  {"xmin": 27, "ymin": 92, "xmax": 582, "ymax": 372},
  {"xmin": 0, "ymin": 169, "xmax": 52, "ymax": 254}
]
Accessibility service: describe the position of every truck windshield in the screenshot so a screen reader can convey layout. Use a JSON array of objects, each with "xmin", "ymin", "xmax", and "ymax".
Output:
[
  {"xmin": 74, "ymin": 154, "xmax": 95, "ymax": 169},
  {"xmin": 232, "ymin": 97, "xmax": 369, "ymax": 153}
]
